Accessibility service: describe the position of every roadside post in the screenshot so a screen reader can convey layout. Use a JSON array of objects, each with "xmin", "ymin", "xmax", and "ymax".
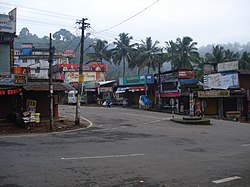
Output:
[{"xmin": 170, "ymin": 98, "xmax": 175, "ymax": 119}]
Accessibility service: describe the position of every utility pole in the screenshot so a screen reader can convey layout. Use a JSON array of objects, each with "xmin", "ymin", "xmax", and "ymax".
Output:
[
  {"xmin": 49, "ymin": 33, "xmax": 54, "ymax": 130},
  {"xmin": 75, "ymin": 18, "xmax": 90, "ymax": 125}
]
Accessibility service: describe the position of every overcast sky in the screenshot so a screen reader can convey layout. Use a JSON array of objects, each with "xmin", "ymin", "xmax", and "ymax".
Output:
[{"xmin": 1, "ymin": 0, "xmax": 250, "ymax": 47}]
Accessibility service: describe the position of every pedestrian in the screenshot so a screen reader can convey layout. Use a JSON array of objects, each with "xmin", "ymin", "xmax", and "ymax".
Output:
[{"xmin": 195, "ymin": 99, "xmax": 201, "ymax": 116}]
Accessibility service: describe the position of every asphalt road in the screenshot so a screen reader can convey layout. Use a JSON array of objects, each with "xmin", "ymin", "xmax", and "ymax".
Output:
[{"xmin": 1, "ymin": 105, "xmax": 250, "ymax": 187}]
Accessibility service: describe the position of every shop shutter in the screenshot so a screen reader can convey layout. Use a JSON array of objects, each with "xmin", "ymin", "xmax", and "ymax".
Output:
[{"xmin": 0, "ymin": 44, "xmax": 10, "ymax": 74}]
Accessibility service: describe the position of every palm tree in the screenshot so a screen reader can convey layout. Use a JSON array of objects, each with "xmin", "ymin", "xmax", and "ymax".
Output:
[
  {"xmin": 224, "ymin": 49, "xmax": 239, "ymax": 62},
  {"xmin": 133, "ymin": 37, "xmax": 162, "ymax": 74},
  {"xmin": 165, "ymin": 36, "xmax": 200, "ymax": 70},
  {"xmin": 205, "ymin": 45, "xmax": 227, "ymax": 71},
  {"xmin": 111, "ymin": 33, "xmax": 137, "ymax": 77},
  {"xmin": 86, "ymin": 39, "xmax": 111, "ymax": 64},
  {"xmin": 239, "ymin": 51, "xmax": 250, "ymax": 70}
]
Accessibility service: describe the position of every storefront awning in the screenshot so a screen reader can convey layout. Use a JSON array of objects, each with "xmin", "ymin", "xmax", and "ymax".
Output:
[
  {"xmin": 115, "ymin": 87, "xmax": 128, "ymax": 94},
  {"xmin": 179, "ymin": 78, "xmax": 199, "ymax": 85}
]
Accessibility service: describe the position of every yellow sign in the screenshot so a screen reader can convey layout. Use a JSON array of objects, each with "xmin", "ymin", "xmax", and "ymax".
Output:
[
  {"xmin": 79, "ymin": 74, "xmax": 84, "ymax": 83},
  {"xmin": 26, "ymin": 99, "xmax": 37, "ymax": 113},
  {"xmin": 198, "ymin": 90, "xmax": 230, "ymax": 98}
]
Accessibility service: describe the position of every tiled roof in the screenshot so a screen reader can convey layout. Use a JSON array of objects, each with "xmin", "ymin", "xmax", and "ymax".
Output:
[{"xmin": 23, "ymin": 81, "xmax": 75, "ymax": 91}]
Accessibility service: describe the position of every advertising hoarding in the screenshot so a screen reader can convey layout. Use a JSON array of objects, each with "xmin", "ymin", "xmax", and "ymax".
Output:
[
  {"xmin": 0, "ymin": 8, "xmax": 16, "ymax": 33},
  {"xmin": 205, "ymin": 72, "xmax": 239, "ymax": 89},
  {"xmin": 0, "ymin": 74, "xmax": 27, "ymax": 86},
  {"xmin": 218, "ymin": 61, "xmax": 238, "ymax": 72},
  {"xmin": 160, "ymin": 72, "xmax": 178, "ymax": 83}
]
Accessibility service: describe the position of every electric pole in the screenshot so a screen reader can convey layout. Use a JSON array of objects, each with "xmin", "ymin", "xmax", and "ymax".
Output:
[
  {"xmin": 49, "ymin": 33, "xmax": 54, "ymax": 130},
  {"xmin": 75, "ymin": 18, "xmax": 90, "ymax": 125}
]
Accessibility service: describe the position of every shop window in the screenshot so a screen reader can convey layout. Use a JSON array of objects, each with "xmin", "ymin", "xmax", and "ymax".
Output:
[{"xmin": 35, "ymin": 67, "xmax": 40, "ymax": 73}]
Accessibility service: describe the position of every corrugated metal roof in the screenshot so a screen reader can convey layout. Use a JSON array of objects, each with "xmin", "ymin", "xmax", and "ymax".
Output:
[{"xmin": 99, "ymin": 80, "xmax": 116, "ymax": 86}]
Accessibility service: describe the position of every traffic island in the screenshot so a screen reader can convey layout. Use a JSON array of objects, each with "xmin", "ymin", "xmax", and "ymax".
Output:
[{"xmin": 171, "ymin": 116, "xmax": 211, "ymax": 125}]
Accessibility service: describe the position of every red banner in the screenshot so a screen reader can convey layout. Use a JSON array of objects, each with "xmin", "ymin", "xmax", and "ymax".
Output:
[
  {"xmin": 89, "ymin": 64, "xmax": 107, "ymax": 72},
  {"xmin": 58, "ymin": 64, "xmax": 77, "ymax": 72}
]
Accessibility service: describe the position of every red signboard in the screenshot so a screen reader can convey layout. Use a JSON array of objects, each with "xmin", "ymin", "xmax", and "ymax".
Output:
[
  {"xmin": 13, "ymin": 67, "xmax": 31, "ymax": 76},
  {"xmin": 58, "ymin": 64, "xmax": 77, "ymax": 72},
  {"xmin": 129, "ymin": 86, "xmax": 146, "ymax": 92},
  {"xmin": 178, "ymin": 70, "xmax": 195, "ymax": 78},
  {"xmin": 89, "ymin": 64, "xmax": 107, "ymax": 72},
  {"xmin": 160, "ymin": 90, "xmax": 180, "ymax": 97}
]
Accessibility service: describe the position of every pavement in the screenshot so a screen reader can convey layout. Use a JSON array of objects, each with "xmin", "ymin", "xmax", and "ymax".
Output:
[
  {"xmin": 171, "ymin": 116, "xmax": 211, "ymax": 125},
  {"xmin": 0, "ymin": 116, "xmax": 90, "ymax": 135}
]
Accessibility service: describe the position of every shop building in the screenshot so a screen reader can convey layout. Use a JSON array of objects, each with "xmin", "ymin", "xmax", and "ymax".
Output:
[
  {"xmin": 14, "ymin": 45, "xmax": 75, "ymax": 79},
  {"xmin": 157, "ymin": 70, "xmax": 199, "ymax": 113},
  {"xmin": 201, "ymin": 61, "xmax": 250, "ymax": 120},
  {"xmin": 0, "ymin": 8, "xmax": 26, "ymax": 121},
  {"xmin": 115, "ymin": 75, "xmax": 154, "ymax": 107}
]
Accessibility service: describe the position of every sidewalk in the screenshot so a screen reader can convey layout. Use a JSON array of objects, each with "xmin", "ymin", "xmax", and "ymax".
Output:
[{"xmin": 0, "ymin": 117, "xmax": 89, "ymax": 135}]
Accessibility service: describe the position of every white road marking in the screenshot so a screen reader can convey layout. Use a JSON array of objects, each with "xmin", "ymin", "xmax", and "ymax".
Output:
[
  {"xmin": 212, "ymin": 176, "xmax": 241, "ymax": 184},
  {"xmin": 119, "ymin": 112, "xmax": 164, "ymax": 119},
  {"xmin": 241, "ymin": 144, "xmax": 250, "ymax": 147},
  {"xmin": 61, "ymin": 153, "xmax": 145, "ymax": 160}
]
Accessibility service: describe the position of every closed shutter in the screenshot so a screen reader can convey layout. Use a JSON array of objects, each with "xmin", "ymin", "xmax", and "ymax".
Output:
[{"xmin": 0, "ymin": 44, "xmax": 10, "ymax": 74}]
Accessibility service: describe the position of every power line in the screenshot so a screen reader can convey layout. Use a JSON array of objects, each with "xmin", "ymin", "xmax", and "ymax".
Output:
[
  {"xmin": 0, "ymin": 1, "xmax": 78, "ymax": 19},
  {"xmin": 96, "ymin": 0, "xmax": 159, "ymax": 34}
]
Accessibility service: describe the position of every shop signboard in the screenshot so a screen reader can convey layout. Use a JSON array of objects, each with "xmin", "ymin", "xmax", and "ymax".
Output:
[
  {"xmin": 63, "ymin": 50, "xmax": 76, "ymax": 57},
  {"xmin": 100, "ymin": 87, "xmax": 112, "ymax": 92},
  {"xmin": 198, "ymin": 90, "xmax": 230, "ymax": 98},
  {"xmin": 64, "ymin": 72, "xmax": 79, "ymax": 83},
  {"xmin": 96, "ymin": 71, "xmax": 105, "ymax": 81},
  {"xmin": 122, "ymin": 75, "xmax": 146, "ymax": 85},
  {"xmin": 0, "ymin": 8, "xmax": 16, "ymax": 33},
  {"xmin": 0, "ymin": 34, "xmax": 15, "ymax": 43},
  {"xmin": 129, "ymin": 86, "xmax": 146, "ymax": 92},
  {"xmin": 83, "ymin": 72, "xmax": 96, "ymax": 81},
  {"xmin": 205, "ymin": 72, "xmax": 239, "ymax": 89},
  {"xmin": 58, "ymin": 64, "xmax": 77, "ymax": 72},
  {"xmin": 178, "ymin": 70, "xmax": 195, "ymax": 78},
  {"xmin": 146, "ymin": 74, "xmax": 154, "ymax": 84},
  {"xmin": 26, "ymin": 99, "xmax": 36, "ymax": 113},
  {"xmin": 160, "ymin": 72, "xmax": 178, "ymax": 83},
  {"xmin": 218, "ymin": 61, "xmax": 238, "ymax": 72},
  {"xmin": 0, "ymin": 74, "xmax": 27, "ymax": 86},
  {"xmin": 83, "ymin": 80, "xmax": 98, "ymax": 89},
  {"xmin": 64, "ymin": 71, "xmax": 104, "ymax": 83},
  {"xmin": 120, "ymin": 75, "xmax": 153, "ymax": 86},
  {"xmin": 160, "ymin": 90, "xmax": 180, "ymax": 97},
  {"xmin": 89, "ymin": 64, "xmax": 107, "ymax": 72}
]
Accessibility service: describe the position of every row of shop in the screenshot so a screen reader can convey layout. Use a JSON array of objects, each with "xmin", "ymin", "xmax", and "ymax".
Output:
[{"xmin": 84, "ymin": 70, "xmax": 250, "ymax": 121}]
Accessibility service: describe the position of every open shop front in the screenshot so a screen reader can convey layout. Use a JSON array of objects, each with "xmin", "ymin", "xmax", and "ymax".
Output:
[
  {"xmin": 83, "ymin": 81, "xmax": 98, "ymax": 104},
  {"xmin": 0, "ymin": 87, "xmax": 23, "ymax": 121},
  {"xmin": 198, "ymin": 90, "xmax": 230, "ymax": 117}
]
